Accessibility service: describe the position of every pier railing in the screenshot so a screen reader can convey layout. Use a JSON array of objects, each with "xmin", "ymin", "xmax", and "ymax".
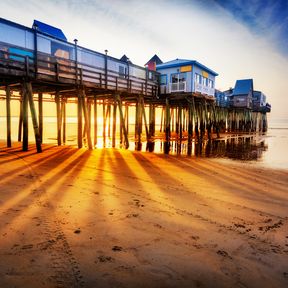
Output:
[{"xmin": 0, "ymin": 44, "xmax": 159, "ymax": 97}]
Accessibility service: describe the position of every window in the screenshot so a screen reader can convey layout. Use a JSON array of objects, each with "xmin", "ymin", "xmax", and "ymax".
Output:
[
  {"xmin": 195, "ymin": 73, "xmax": 202, "ymax": 84},
  {"xmin": 51, "ymin": 41, "xmax": 73, "ymax": 59},
  {"xmin": 203, "ymin": 77, "xmax": 208, "ymax": 86},
  {"xmin": 171, "ymin": 72, "xmax": 186, "ymax": 83},
  {"xmin": 208, "ymin": 79, "xmax": 214, "ymax": 88},
  {"xmin": 119, "ymin": 65, "xmax": 127, "ymax": 78},
  {"xmin": 160, "ymin": 74, "xmax": 167, "ymax": 85}
]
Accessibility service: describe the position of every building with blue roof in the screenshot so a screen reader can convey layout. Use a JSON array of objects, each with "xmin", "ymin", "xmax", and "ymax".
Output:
[
  {"xmin": 156, "ymin": 58, "xmax": 218, "ymax": 97},
  {"xmin": 231, "ymin": 79, "xmax": 253, "ymax": 108}
]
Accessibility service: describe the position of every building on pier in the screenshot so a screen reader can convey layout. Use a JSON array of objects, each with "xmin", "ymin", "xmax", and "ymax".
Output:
[
  {"xmin": 156, "ymin": 58, "xmax": 218, "ymax": 97},
  {"xmin": 145, "ymin": 54, "xmax": 163, "ymax": 71},
  {"xmin": 216, "ymin": 79, "xmax": 271, "ymax": 113},
  {"xmin": 231, "ymin": 79, "xmax": 253, "ymax": 109}
]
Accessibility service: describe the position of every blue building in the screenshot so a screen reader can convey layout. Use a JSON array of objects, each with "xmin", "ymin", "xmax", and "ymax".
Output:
[
  {"xmin": 231, "ymin": 79, "xmax": 253, "ymax": 109},
  {"xmin": 156, "ymin": 59, "xmax": 218, "ymax": 97},
  {"xmin": 217, "ymin": 79, "xmax": 271, "ymax": 112}
]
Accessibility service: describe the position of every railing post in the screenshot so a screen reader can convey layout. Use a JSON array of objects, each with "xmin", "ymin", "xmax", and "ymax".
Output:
[
  {"xmin": 74, "ymin": 39, "xmax": 78, "ymax": 85},
  {"xmin": 32, "ymin": 22, "xmax": 38, "ymax": 79}
]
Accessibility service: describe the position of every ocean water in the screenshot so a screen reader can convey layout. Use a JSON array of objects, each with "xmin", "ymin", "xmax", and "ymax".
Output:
[{"xmin": 0, "ymin": 116, "xmax": 287, "ymax": 169}]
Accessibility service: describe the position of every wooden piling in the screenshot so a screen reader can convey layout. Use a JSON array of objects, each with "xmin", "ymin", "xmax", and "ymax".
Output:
[
  {"xmin": 38, "ymin": 93, "xmax": 43, "ymax": 143},
  {"xmin": 164, "ymin": 98, "xmax": 171, "ymax": 153},
  {"xmin": 103, "ymin": 100, "xmax": 106, "ymax": 146},
  {"xmin": 187, "ymin": 101, "xmax": 193, "ymax": 144},
  {"xmin": 93, "ymin": 96, "xmax": 97, "ymax": 147},
  {"xmin": 125, "ymin": 104, "xmax": 129, "ymax": 135},
  {"xmin": 55, "ymin": 92, "xmax": 62, "ymax": 146},
  {"xmin": 179, "ymin": 105, "xmax": 183, "ymax": 140},
  {"xmin": 26, "ymin": 82, "xmax": 42, "ymax": 153},
  {"xmin": 115, "ymin": 94, "xmax": 129, "ymax": 149},
  {"xmin": 80, "ymin": 89, "xmax": 93, "ymax": 149},
  {"xmin": 77, "ymin": 90, "xmax": 83, "ymax": 148},
  {"xmin": 112, "ymin": 97, "xmax": 117, "ymax": 147},
  {"xmin": 5, "ymin": 86, "xmax": 11, "ymax": 147},
  {"xmin": 62, "ymin": 97, "xmax": 66, "ymax": 144},
  {"xmin": 18, "ymin": 91, "xmax": 23, "ymax": 142},
  {"xmin": 22, "ymin": 83, "xmax": 29, "ymax": 151},
  {"xmin": 140, "ymin": 97, "xmax": 149, "ymax": 142}
]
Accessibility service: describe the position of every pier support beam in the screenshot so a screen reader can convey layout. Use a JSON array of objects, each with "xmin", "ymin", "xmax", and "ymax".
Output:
[
  {"xmin": 38, "ymin": 93, "xmax": 43, "ymax": 143},
  {"xmin": 77, "ymin": 91, "xmax": 83, "ymax": 148},
  {"xmin": 25, "ymin": 82, "xmax": 42, "ymax": 153},
  {"xmin": 93, "ymin": 96, "xmax": 98, "ymax": 147},
  {"xmin": 62, "ymin": 97, "xmax": 66, "ymax": 144},
  {"xmin": 112, "ymin": 98, "xmax": 117, "ymax": 148},
  {"xmin": 103, "ymin": 100, "xmax": 106, "ymax": 147},
  {"xmin": 140, "ymin": 96, "xmax": 149, "ymax": 142},
  {"xmin": 55, "ymin": 92, "xmax": 62, "ymax": 146},
  {"xmin": 18, "ymin": 94, "xmax": 23, "ymax": 142},
  {"xmin": 6, "ymin": 86, "xmax": 11, "ymax": 148},
  {"xmin": 22, "ymin": 84, "xmax": 29, "ymax": 151},
  {"xmin": 80, "ymin": 89, "xmax": 93, "ymax": 150},
  {"xmin": 115, "ymin": 94, "xmax": 129, "ymax": 149},
  {"xmin": 164, "ymin": 98, "xmax": 171, "ymax": 153}
]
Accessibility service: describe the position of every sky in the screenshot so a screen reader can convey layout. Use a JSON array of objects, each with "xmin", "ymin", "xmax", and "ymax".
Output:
[{"xmin": 1, "ymin": 0, "xmax": 288, "ymax": 120}]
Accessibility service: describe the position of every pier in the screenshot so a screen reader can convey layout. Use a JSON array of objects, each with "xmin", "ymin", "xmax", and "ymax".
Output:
[{"xmin": 0, "ymin": 18, "xmax": 270, "ymax": 153}]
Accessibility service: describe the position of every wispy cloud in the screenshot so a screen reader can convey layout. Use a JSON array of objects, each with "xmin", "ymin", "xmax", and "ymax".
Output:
[{"xmin": 210, "ymin": 0, "xmax": 288, "ymax": 56}]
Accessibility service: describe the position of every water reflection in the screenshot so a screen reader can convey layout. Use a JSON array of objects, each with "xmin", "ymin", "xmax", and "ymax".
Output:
[{"xmin": 144, "ymin": 135, "xmax": 268, "ymax": 161}]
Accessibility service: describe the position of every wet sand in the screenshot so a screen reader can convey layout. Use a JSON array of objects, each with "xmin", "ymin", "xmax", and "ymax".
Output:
[{"xmin": 0, "ymin": 143, "xmax": 287, "ymax": 288}]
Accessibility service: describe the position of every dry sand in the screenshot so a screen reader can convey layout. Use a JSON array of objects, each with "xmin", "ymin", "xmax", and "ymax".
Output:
[{"xmin": 0, "ymin": 143, "xmax": 287, "ymax": 288}]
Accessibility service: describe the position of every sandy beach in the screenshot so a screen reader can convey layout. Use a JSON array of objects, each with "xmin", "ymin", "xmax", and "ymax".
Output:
[{"xmin": 0, "ymin": 142, "xmax": 287, "ymax": 288}]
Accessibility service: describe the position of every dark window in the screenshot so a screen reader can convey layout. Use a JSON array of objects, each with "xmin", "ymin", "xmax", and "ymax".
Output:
[
  {"xmin": 119, "ymin": 65, "xmax": 126, "ymax": 78},
  {"xmin": 160, "ymin": 74, "xmax": 167, "ymax": 85}
]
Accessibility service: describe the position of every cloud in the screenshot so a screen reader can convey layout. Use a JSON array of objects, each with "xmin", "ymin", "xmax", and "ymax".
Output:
[{"xmin": 211, "ymin": 0, "xmax": 288, "ymax": 57}]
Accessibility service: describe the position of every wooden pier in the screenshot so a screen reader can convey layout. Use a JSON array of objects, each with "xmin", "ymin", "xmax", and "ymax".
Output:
[{"xmin": 0, "ymin": 18, "xmax": 269, "ymax": 154}]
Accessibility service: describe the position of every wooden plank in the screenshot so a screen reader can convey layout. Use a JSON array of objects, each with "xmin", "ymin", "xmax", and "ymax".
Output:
[{"xmin": 6, "ymin": 86, "xmax": 12, "ymax": 147}]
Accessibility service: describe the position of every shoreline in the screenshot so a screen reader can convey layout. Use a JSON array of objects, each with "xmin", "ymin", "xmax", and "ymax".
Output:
[{"xmin": 0, "ymin": 143, "xmax": 287, "ymax": 287}]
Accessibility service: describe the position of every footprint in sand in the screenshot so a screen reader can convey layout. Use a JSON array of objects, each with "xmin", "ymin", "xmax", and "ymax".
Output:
[
  {"xmin": 96, "ymin": 255, "xmax": 115, "ymax": 263},
  {"xmin": 217, "ymin": 250, "xmax": 232, "ymax": 259},
  {"xmin": 112, "ymin": 246, "xmax": 123, "ymax": 252}
]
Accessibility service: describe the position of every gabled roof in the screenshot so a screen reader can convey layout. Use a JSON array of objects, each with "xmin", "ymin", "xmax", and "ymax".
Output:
[
  {"xmin": 145, "ymin": 54, "xmax": 163, "ymax": 66},
  {"xmin": 233, "ymin": 79, "xmax": 253, "ymax": 95},
  {"xmin": 33, "ymin": 20, "xmax": 67, "ymax": 41},
  {"xmin": 120, "ymin": 54, "xmax": 129, "ymax": 63},
  {"xmin": 156, "ymin": 58, "xmax": 218, "ymax": 76}
]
